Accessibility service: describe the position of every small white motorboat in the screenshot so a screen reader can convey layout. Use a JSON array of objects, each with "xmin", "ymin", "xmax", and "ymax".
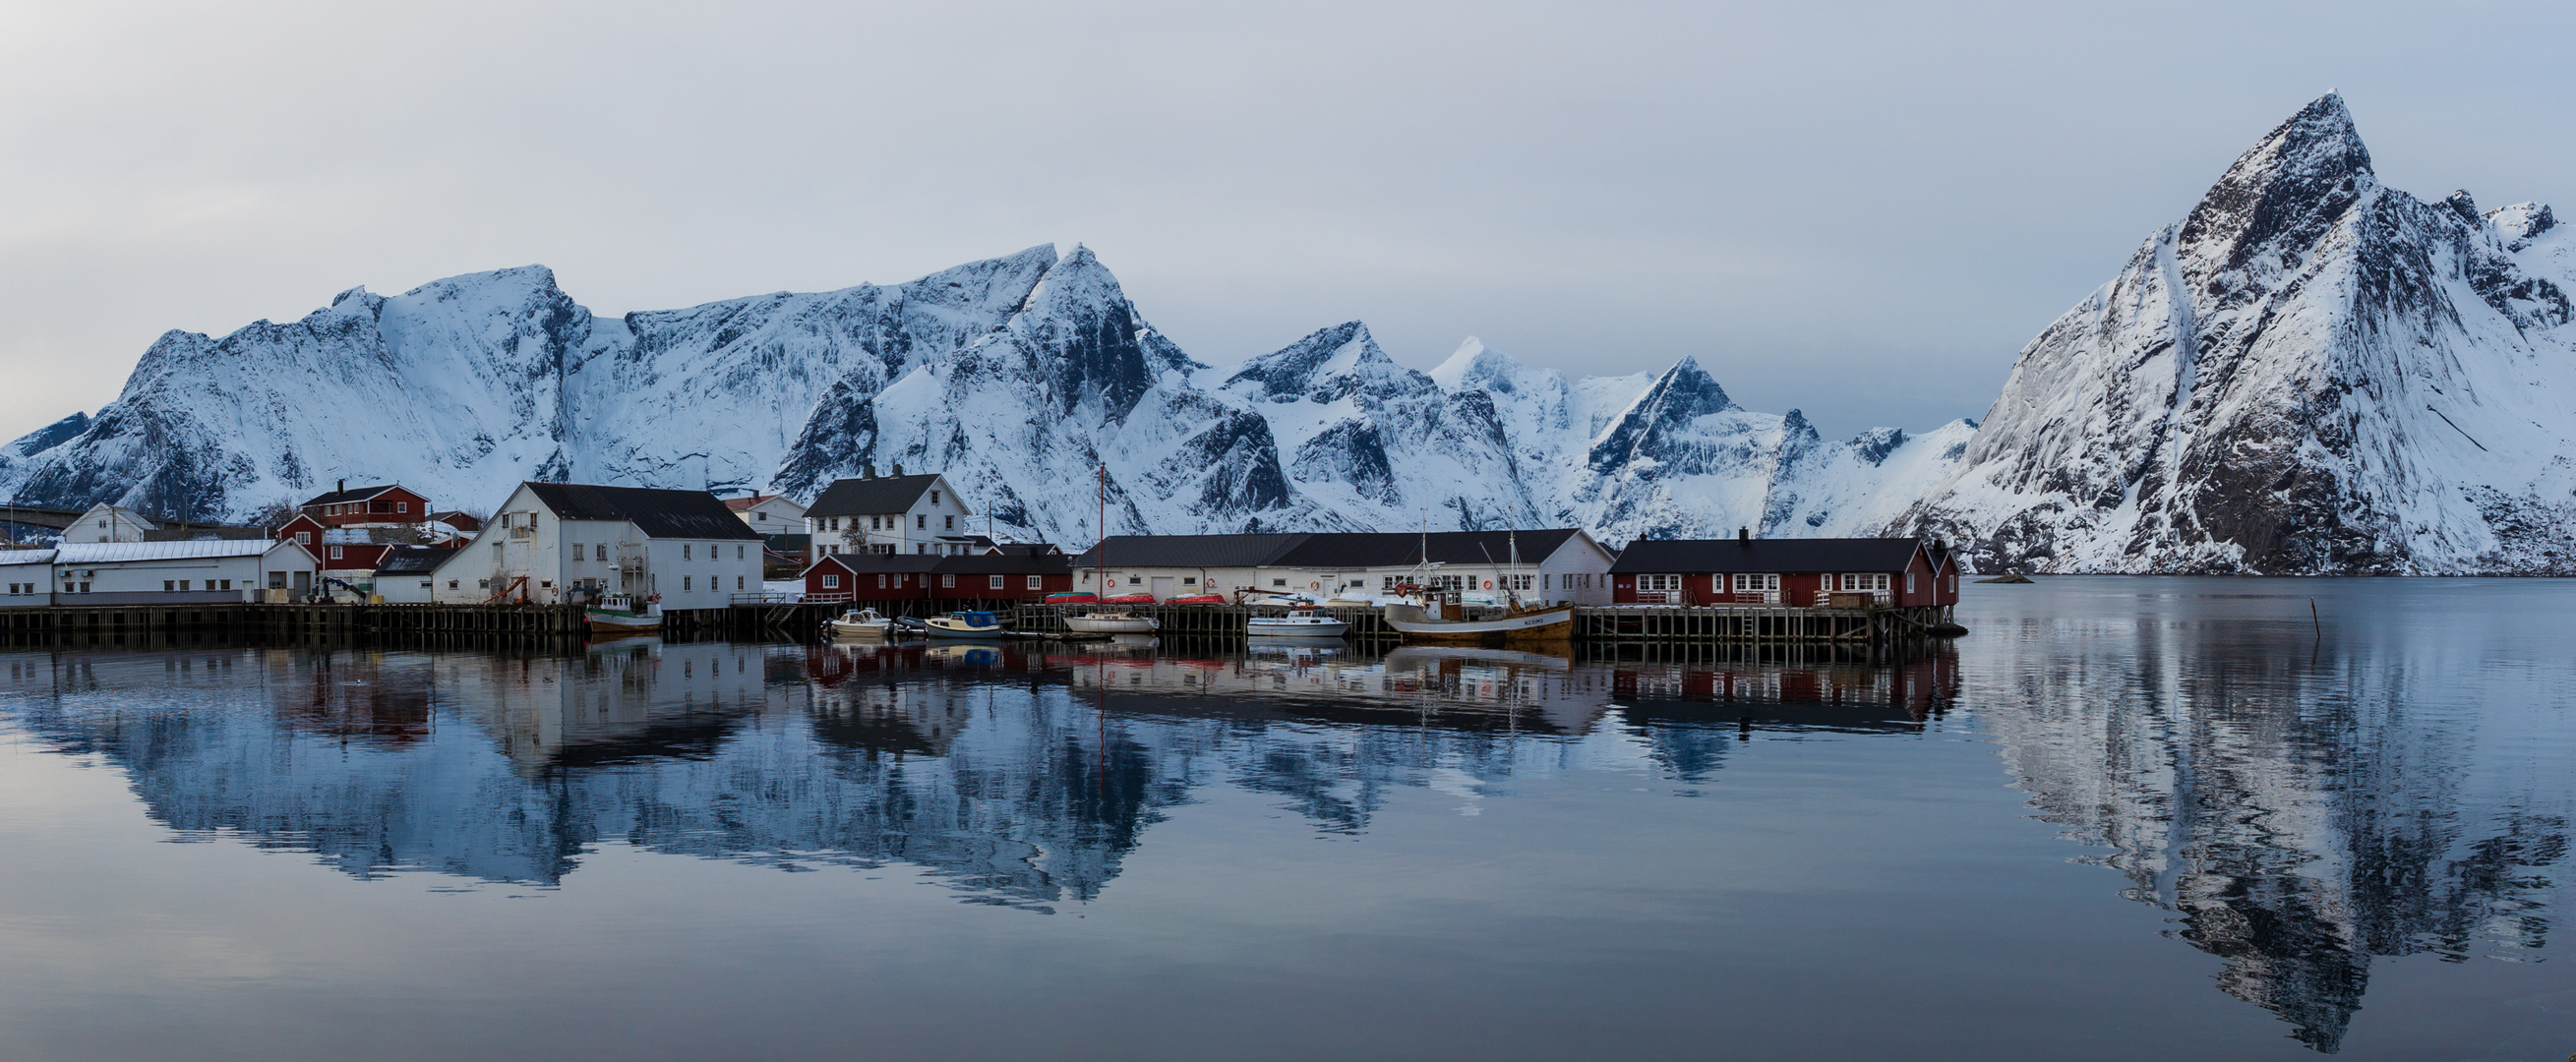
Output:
[
  {"xmin": 922, "ymin": 611, "xmax": 1005, "ymax": 638},
  {"xmin": 824, "ymin": 608, "xmax": 893, "ymax": 638},
  {"xmin": 1065, "ymin": 611, "xmax": 1160, "ymax": 634},
  {"xmin": 1245, "ymin": 608, "xmax": 1348, "ymax": 638}
]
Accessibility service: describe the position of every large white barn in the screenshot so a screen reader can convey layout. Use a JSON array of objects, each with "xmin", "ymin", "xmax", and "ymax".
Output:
[{"xmin": 430, "ymin": 483, "xmax": 762, "ymax": 608}]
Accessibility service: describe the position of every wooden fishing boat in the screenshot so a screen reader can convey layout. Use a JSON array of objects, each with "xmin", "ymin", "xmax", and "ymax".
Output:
[
  {"xmin": 1382, "ymin": 601, "xmax": 1573, "ymax": 645},
  {"xmin": 1167, "ymin": 593, "xmax": 1228, "ymax": 606},
  {"xmin": 586, "ymin": 593, "xmax": 662, "ymax": 634},
  {"xmin": 1046, "ymin": 591, "xmax": 1100, "ymax": 605},
  {"xmin": 1102, "ymin": 593, "xmax": 1157, "ymax": 605}
]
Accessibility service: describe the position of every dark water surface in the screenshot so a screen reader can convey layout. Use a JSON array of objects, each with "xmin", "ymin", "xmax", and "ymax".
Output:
[{"xmin": 2, "ymin": 578, "xmax": 2570, "ymax": 1060}]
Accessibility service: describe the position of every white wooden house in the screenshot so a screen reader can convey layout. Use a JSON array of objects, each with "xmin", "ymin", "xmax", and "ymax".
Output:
[
  {"xmin": 429, "ymin": 483, "xmax": 763, "ymax": 608},
  {"xmin": 802, "ymin": 469, "xmax": 979, "ymax": 557}
]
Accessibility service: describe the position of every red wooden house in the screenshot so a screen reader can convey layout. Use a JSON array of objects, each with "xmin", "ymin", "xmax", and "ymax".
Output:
[
  {"xmin": 299, "ymin": 482, "xmax": 433, "ymax": 527},
  {"xmin": 804, "ymin": 551, "xmax": 1072, "ymax": 604},
  {"xmin": 1608, "ymin": 535, "xmax": 1959, "ymax": 609},
  {"xmin": 275, "ymin": 514, "xmax": 392, "ymax": 573}
]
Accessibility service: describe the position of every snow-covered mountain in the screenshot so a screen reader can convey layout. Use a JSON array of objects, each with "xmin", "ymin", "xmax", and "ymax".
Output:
[
  {"xmin": 0, "ymin": 246, "xmax": 1960, "ymax": 547},
  {"xmin": 1907, "ymin": 93, "xmax": 2576, "ymax": 573}
]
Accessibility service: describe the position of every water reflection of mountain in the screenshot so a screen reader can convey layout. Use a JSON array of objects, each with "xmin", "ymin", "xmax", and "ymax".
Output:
[
  {"xmin": 0, "ymin": 641, "xmax": 1953, "ymax": 909},
  {"xmin": 1979, "ymin": 618, "xmax": 2570, "ymax": 1053}
]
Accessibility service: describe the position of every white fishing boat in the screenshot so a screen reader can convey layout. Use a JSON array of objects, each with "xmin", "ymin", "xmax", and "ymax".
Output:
[
  {"xmin": 586, "ymin": 593, "xmax": 662, "ymax": 635},
  {"xmin": 1245, "ymin": 608, "xmax": 1348, "ymax": 638},
  {"xmin": 824, "ymin": 608, "xmax": 893, "ymax": 638},
  {"xmin": 1065, "ymin": 611, "xmax": 1160, "ymax": 634}
]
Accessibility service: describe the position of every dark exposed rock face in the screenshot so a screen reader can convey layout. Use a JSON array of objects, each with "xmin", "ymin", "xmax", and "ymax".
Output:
[{"xmin": 1904, "ymin": 94, "xmax": 2576, "ymax": 573}]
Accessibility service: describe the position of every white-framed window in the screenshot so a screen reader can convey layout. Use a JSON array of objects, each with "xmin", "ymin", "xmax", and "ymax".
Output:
[
  {"xmin": 1182, "ymin": 576, "xmax": 1198, "ymax": 586},
  {"xmin": 1906, "ymin": 572, "xmax": 1915, "ymax": 593},
  {"xmin": 1026, "ymin": 575, "xmax": 1042, "ymax": 590},
  {"xmin": 1639, "ymin": 574, "xmax": 1682, "ymax": 592},
  {"xmin": 737, "ymin": 545, "xmax": 746, "ymax": 559},
  {"xmin": 1732, "ymin": 573, "xmax": 1779, "ymax": 592},
  {"xmin": 162, "ymin": 580, "xmax": 174, "ymax": 591},
  {"xmin": 822, "ymin": 574, "xmax": 840, "ymax": 588},
  {"xmin": 736, "ymin": 576, "xmax": 744, "ymax": 590},
  {"xmin": 683, "ymin": 544, "xmax": 692, "ymax": 560},
  {"xmin": 940, "ymin": 574, "xmax": 955, "ymax": 588},
  {"xmin": 397, "ymin": 502, "xmax": 408, "ymax": 513},
  {"xmin": 916, "ymin": 514, "xmax": 927, "ymax": 529},
  {"xmin": 988, "ymin": 575, "xmax": 1004, "ymax": 589},
  {"xmin": 1838, "ymin": 573, "xmax": 1888, "ymax": 592},
  {"xmin": 877, "ymin": 574, "xmax": 888, "ymax": 588},
  {"xmin": 1507, "ymin": 574, "xmax": 1534, "ymax": 590},
  {"xmin": 930, "ymin": 491, "xmax": 939, "ymax": 504},
  {"xmin": 329, "ymin": 545, "xmax": 342, "ymax": 559},
  {"xmin": 297, "ymin": 531, "xmax": 312, "ymax": 545}
]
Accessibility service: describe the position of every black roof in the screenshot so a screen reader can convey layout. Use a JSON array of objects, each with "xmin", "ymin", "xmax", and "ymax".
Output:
[
  {"xmin": 806, "ymin": 474, "xmax": 945, "ymax": 517},
  {"xmin": 1270, "ymin": 529, "xmax": 1585, "ymax": 568},
  {"xmin": 521, "ymin": 483, "xmax": 762, "ymax": 540},
  {"xmin": 375, "ymin": 546, "xmax": 453, "ymax": 575},
  {"xmin": 142, "ymin": 524, "xmax": 269, "ymax": 541},
  {"xmin": 1067, "ymin": 533, "xmax": 1311, "ymax": 569},
  {"xmin": 1610, "ymin": 538, "xmax": 1927, "ymax": 574},
  {"xmin": 300, "ymin": 484, "xmax": 408, "ymax": 506}
]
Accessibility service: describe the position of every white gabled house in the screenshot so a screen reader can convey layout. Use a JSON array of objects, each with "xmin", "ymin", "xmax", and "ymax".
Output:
[
  {"xmin": 59, "ymin": 502, "xmax": 160, "ymax": 544},
  {"xmin": 430, "ymin": 483, "xmax": 763, "ymax": 608},
  {"xmin": 802, "ymin": 468, "xmax": 979, "ymax": 557}
]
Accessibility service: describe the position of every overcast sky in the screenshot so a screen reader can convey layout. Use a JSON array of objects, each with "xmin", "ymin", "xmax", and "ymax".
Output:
[{"xmin": 3, "ymin": 0, "xmax": 2569, "ymax": 442}]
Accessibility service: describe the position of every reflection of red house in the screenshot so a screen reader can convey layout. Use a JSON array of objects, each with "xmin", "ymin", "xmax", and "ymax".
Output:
[
  {"xmin": 1608, "ymin": 536, "xmax": 1959, "ymax": 608},
  {"xmin": 299, "ymin": 483, "xmax": 432, "ymax": 528},
  {"xmin": 803, "ymin": 551, "xmax": 1072, "ymax": 604}
]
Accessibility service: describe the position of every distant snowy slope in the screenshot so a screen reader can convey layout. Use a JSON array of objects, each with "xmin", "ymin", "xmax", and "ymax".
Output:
[{"xmin": 1906, "ymin": 94, "xmax": 2576, "ymax": 573}]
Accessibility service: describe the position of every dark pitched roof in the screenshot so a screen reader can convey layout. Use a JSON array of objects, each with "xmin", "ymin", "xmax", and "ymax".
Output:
[
  {"xmin": 1066, "ymin": 533, "xmax": 1312, "ymax": 569},
  {"xmin": 932, "ymin": 554, "xmax": 1071, "ymax": 574},
  {"xmin": 521, "ymin": 483, "xmax": 762, "ymax": 540},
  {"xmin": 1270, "ymin": 529, "xmax": 1585, "ymax": 568},
  {"xmin": 809, "ymin": 553, "xmax": 943, "ymax": 575},
  {"xmin": 375, "ymin": 546, "xmax": 452, "ymax": 575},
  {"xmin": 805, "ymin": 475, "xmax": 944, "ymax": 517},
  {"xmin": 142, "ymin": 524, "xmax": 270, "ymax": 542},
  {"xmin": 1609, "ymin": 538, "xmax": 1927, "ymax": 574},
  {"xmin": 300, "ymin": 484, "xmax": 409, "ymax": 507}
]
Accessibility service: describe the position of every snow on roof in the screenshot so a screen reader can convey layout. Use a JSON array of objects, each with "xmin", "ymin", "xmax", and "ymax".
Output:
[
  {"xmin": 53, "ymin": 540, "xmax": 296, "ymax": 563},
  {"xmin": 0, "ymin": 548, "xmax": 58, "ymax": 566}
]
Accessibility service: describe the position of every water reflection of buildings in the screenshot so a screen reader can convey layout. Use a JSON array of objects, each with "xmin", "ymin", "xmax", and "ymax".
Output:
[
  {"xmin": 1, "ymin": 640, "xmax": 1956, "ymax": 910},
  {"xmin": 1978, "ymin": 621, "xmax": 2570, "ymax": 1053}
]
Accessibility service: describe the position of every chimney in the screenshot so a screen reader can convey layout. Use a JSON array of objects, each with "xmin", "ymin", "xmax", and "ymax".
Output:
[
  {"xmin": 337, "ymin": 478, "xmax": 345, "ymax": 495},
  {"xmin": 1738, "ymin": 526, "xmax": 1751, "ymax": 544},
  {"xmin": 892, "ymin": 462, "xmax": 904, "ymax": 477},
  {"xmin": 864, "ymin": 463, "xmax": 875, "ymax": 479}
]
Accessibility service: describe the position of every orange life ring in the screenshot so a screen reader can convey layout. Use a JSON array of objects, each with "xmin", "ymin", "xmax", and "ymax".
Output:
[
  {"xmin": 1309, "ymin": 581, "xmax": 1320, "ymax": 590},
  {"xmin": 1482, "ymin": 579, "xmax": 1493, "ymax": 590}
]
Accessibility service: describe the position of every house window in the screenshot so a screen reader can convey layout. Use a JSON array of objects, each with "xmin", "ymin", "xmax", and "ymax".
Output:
[
  {"xmin": 684, "ymin": 575, "xmax": 692, "ymax": 591},
  {"xmin": 329, "ymin": 546, "xmax": 342, "ymax": 560},
  {"xmin": 822, "ymin": 574, "xmax": 840, "ymax": 588},
  {"xmin": 917, "ymin": 544, "xmax": 928, "ymax": 555},
  {"xmin": 1182, "ymin": 576, "xmax": 1197, "ymax": 585},
  {"xmin": 737, "ymin": 545, "xmax": 746, "ymax": 559},
  {"xmin": 869, "ymin": 516, "xmax": 879, "ymax": 530},
  {"xmin": 945, "ymin": 515, "xmax": 955, "ymax": 530},
  {"xmin": 163, "ymin": 580, "xmax": 175, "ymax": 592},
  {"xmin": 1838, "ymin": 573, "xmax": 1888, "ymax": 592},
  {"xmin": 220, "ymin": 580, "xmax": 231, "ymax": 590},
  {"xmin": 988, "ymin": 575, "xmax": 1004, "ymax": 589},
  {"xmin": 941, "ymin": 574, "xmax": 955, "ymax": 588},
  {"xmin": 930, "ymin": 491, "xmax": 940, "ymax": 504},
  {"xmin": 449, "ymin": 579, "xmax": 459, "ymax": 589},
  {"xmin": 1272, "ymin": 578, "xmax": 1287, "ymax": 587},
  {"xmin": 1906, "ymin": 572, "xmax": 1916, "ymax": 593},
  {"xmin": 1025, "ymin": 575, "xmax": 1042, "ymax": 590},
  {"xmin": 916, "ymin": 514, "xmax": 927, "ymax": 529},
  {"xmin": 877, "ymin": 574, "xmax": 887, "ymax": 588},
  {"xmin": 297, "ymin": 531, "xmax": 313, "ymax": 545},
  {"xmin": 1640, "ymin": 575, "xmax": 1681, "ymax": 592},
  {"xmin": 683, "ymin": 544, "xmax": 692, "ymax": 560},
  {"xmin": 397, "ymin": 502, "xmax": 407, "ymax": 513}
]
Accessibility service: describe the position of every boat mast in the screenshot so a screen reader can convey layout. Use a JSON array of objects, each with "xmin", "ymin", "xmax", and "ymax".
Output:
[{"xmin": 1096, "ymin": 463, "xmax": 1108, "ymax": 599}]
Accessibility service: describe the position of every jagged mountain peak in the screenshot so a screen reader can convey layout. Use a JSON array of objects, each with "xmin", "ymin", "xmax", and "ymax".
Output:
[
  {"xmin": 2177, "ymin": 93, "xmax": 2378, "ymax": 281},
  {"xmin": 1221, "ymin": 321, "xmax": 1433, "ymax": 404},
  {"xmin": 2488, "ymin": 201, "xmax": 2559, "ymax": 250}
]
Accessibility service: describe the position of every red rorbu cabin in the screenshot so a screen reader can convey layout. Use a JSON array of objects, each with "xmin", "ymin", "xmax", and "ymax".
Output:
[
  {"xmin": 299, "ymin": 482, "xmax": 433, "ymax": 528},
  {"xmin": 803, "ymin": 551, "xmax": 1071, "ymax": 605},
  {"xmin": 1607, "ymin": 535, "xmax": 1959, "ymax": 609}
]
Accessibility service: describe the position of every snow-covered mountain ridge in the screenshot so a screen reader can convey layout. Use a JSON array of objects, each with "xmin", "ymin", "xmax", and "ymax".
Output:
[
  {"xmin": 0, "ymin": 247, "xmax": 1963, "ymax": 548},
  {"xmin": 1906, "ymin": 93, "xmax": 2576, "ymax": 573}
]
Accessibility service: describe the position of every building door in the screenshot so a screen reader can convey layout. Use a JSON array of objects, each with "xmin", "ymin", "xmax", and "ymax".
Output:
[
  {"xmin": 292, "ymin": 570, "xmax": 312, "ymax": 597},
  {"xmin": 1151, "ymin": 576, "xmax": 1174, "ymax": 601}
]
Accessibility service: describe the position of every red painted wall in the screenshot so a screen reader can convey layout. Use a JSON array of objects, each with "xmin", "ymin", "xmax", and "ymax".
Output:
[{"xmin": 306, "ymin": 488, "xmax": 432, "ymax": 527}]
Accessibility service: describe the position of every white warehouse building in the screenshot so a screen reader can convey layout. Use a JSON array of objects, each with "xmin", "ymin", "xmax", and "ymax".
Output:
[
  {"xmin": 431, "ymin": 483, "xmax": 763, "ymax": 609},
  {"xmin": 45, "ymin": 540, "xmax": 321, "ymax": 605}
]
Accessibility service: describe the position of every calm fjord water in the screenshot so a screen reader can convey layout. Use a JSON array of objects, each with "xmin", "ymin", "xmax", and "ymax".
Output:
[{"xmin": 1, "ymin": 578, "xmax": 2569, "ymax": 1061}]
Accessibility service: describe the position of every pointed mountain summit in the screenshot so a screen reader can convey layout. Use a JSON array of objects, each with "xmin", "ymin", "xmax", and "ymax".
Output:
[{"xmin": 1904, "ymin": 95, "xmax": 2576, "ymax": 573}]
